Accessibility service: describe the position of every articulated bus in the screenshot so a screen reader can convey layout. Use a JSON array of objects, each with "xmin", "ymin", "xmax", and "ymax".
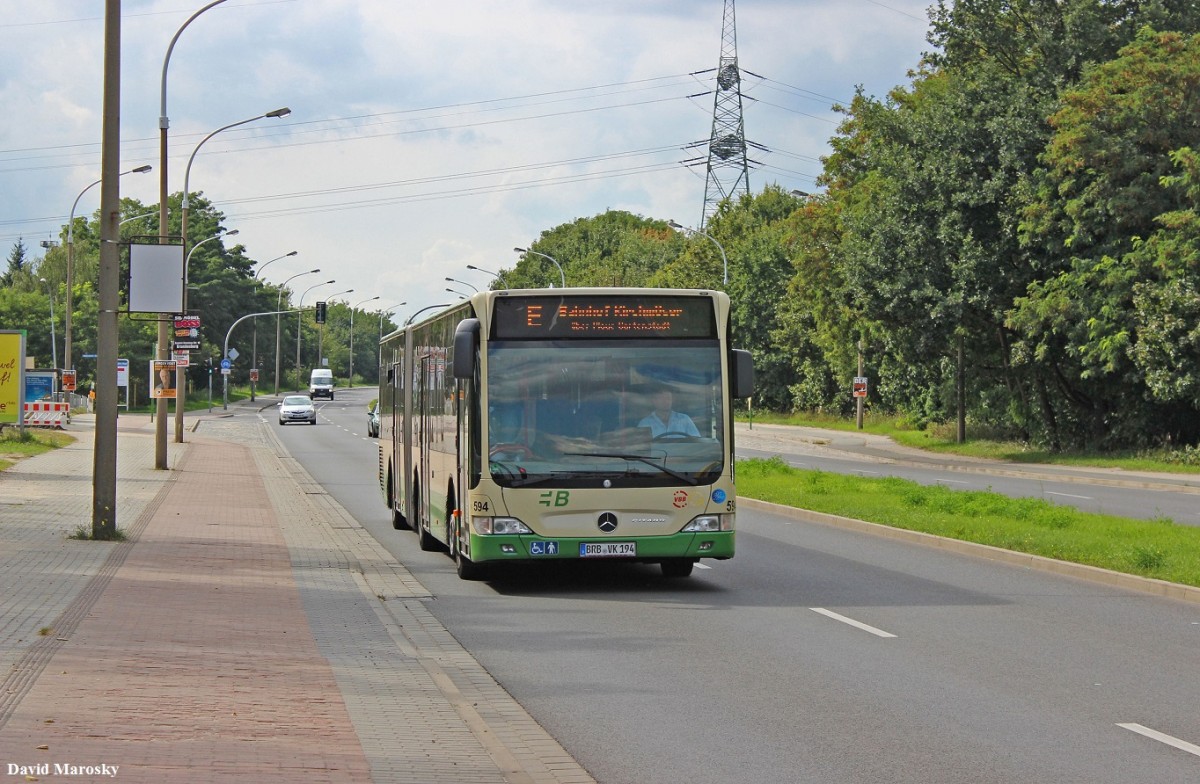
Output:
[{"xmin": 378, "ymin": 288, "xmax": 754, "ymax": 580}]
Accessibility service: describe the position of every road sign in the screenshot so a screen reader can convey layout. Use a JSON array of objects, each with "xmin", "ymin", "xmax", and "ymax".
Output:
[
  {"xmin": 220, "ymin": 358, "xmax": 231, "ymax": 371},
  {"xmin": 227, "ymin": 347, "xmax": 239, "ymax": 361},
  {"xmin": 853, "ymin": 376, "xmax": 868, "ymax": 398}
]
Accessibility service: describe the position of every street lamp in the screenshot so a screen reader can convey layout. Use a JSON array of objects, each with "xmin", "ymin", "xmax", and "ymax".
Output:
[
  {"xmin": 180, "ymin": 107, "xmax": 291, "ymax": 246},
  {"xmin": 349, "ymin": 295, "xmax": 380, "ymax": 385},
  {"xmin": 65, "ymin": 164, "xmax": 152, "ymax": 374},
  {"xmin": 157, "ymin": 0, "xmax": 231, "ymax": 470},
  {"xmin": 379, "ymin": 301, "xmax": 406, "ymax": 364},
  {"xmin": 466, "ymin": 264, "xmax": 509, "ymax": 288},
  {"xmin": 174, "ymin": 228, "xmax": 237, "ymax": 442},
  {"xmin": 513, "ymin": 247, "xmax": 565, "ymax": 288},
  {"xmin": 245, "ymin": 250, "xmax": 298, "ymax": 402},
  {"xmin": 255, "ymin": 250, "xmax": 299, "ymax": 281},
  {"xmin": 296, "ymin": 280, "xmax": 335, "ymax": 390},
  {"xmin": 445, "ymin": 287, "xmax": 470, "ymax": 300},
  {"xmin": 38, "ymin": 278, "xmax": 58, "ymax": 371},
  {"xmin": 668, "ymin": 220, "xmax": 728, "ymax": 287},
  {"xmin": 119, "ymin": 210, "xmax": 157, "ymax": 227},
  {"xmin": 317, "ymin": 289, "xmax": 354, "ymax": 368},
  {"xmin": 405, "ymin": 303, "xmax": 452, "ymax": 326},
  {"xmin": 445, "ymin": 276, "xmax": 479, "ymax": 293},
  {"xmin": 274, "ymin": 269, "xmax": 320, "ymax": 395},
  {"xmin": 154, "ymin": 0, "xmax": 229, "ymax": 468}
]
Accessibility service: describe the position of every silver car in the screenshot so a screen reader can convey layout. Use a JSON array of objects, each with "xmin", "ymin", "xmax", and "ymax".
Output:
[
  {"xmin": 278, "ymin": 394, "xmax": 317, "ymax": 425},
  {"xmin": 367, "ymin": 401, "xmax": 380, "ymax": 438}
]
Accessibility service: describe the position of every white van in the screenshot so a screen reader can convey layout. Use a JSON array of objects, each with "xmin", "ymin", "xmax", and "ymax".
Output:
[{"xmin": 309, "ymin": 368, "xmax": 335, "ymax": 400}]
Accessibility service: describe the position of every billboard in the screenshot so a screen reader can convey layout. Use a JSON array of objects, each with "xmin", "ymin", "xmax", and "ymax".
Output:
[
  {"xmin": 128, "ymin": 243, "xmax": 185, "ymax": 313},
  {"xmin": 0, "ymin": 331, "xmax": 25, "ymax": 427}
]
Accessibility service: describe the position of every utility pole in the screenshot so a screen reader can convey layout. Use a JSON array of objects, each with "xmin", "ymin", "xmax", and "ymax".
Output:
[{"xmin": 93, "ymin": 0, "xmax": 120, "ymax": 538}]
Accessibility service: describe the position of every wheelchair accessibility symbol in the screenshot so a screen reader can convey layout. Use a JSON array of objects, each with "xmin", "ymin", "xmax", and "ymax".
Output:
[{"xmin": 529, "ymin": 541, "xmax": 559, "ymax": 556}]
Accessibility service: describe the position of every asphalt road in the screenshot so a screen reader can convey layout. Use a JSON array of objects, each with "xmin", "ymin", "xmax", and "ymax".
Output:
[{"xmin": 271, "ymin": 392, "xmax": 1200, "ymax": 784}]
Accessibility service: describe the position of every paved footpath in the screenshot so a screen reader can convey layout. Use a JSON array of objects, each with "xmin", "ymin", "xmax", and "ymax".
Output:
[{"xmin": 0, "ymin": 411, "xmax": 594, "ymax": 784}]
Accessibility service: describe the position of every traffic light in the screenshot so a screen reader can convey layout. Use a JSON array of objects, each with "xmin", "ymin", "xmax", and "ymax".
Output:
[{"xmin": 315, "ymin": 301, "xmax": 327, "ymax": 324}]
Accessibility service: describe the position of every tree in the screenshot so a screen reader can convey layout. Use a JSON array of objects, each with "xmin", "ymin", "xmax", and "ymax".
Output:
[
  {"xmin": 3, "ymin": 239, "xmax": 30, "ymax": 287},
  {"xmin": 1011, "ymin": 29, "xmax": 1200, "ymax": 446}
]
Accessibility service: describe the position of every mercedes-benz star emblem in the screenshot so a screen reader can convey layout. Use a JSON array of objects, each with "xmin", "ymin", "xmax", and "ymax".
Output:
[{"xmin": 597, "ymin": 512, "xmax": 618, "ymax": 533}]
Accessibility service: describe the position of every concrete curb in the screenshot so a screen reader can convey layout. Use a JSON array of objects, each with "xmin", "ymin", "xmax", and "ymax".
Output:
[{"xmin": 738, "ymin": 497, "xmax": 1200, "ymax": 606}]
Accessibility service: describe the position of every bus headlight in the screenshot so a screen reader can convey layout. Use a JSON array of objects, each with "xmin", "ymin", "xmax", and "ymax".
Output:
[
  {"xmin": 682, "ymin": 515, "xmax": 726, "ymax": 533},
  {"xmin": 472, "ymin": 516, "xmax": 532, "ymax": 535}
]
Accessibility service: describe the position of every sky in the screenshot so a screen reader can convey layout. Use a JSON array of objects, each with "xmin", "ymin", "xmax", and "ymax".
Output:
[{"xmin": 1, "ymin": 0, "xmax": 933, "ymax": 327}]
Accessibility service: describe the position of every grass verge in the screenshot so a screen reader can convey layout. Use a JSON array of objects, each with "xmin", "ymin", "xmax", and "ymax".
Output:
[
  {"xmin": 736, "ymin": 456, "xmax": 1200, "ymax": 589},
  {"xmin": 0, "ymin": 428, "xmax": 74, "ymax": 471}
]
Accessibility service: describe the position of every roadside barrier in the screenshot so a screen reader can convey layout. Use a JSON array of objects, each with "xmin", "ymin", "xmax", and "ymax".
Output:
[{"xmin": 22, "ymin": 401, "xmax": 70, "ymax": 429}]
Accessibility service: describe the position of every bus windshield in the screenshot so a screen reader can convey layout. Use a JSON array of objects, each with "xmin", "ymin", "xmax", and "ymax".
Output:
[{"xmin": 485, "ymin": 340, "xmax": 725, "ymax": 488}]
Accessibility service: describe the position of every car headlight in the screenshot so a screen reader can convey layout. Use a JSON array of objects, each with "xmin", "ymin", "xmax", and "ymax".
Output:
[
  {"xmin": 472, "ymin": 516, "xmax": 532, "ymax": 535},
  {"xmin": 681, "ymin": 514, "xmax": 732, "ymax": 532}
]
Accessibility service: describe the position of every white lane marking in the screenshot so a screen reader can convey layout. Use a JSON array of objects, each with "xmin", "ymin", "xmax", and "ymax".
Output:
[
  {"xmin": 810, "ymin": 608, "xmax": 897, "ymax": 638},
  {"xmin": 1117, "ymin": 723, "xmax": 1200, "ymax": 758},
  {"xmin": 1046, "ymin": 491, "xmax": 1093, "ymax": 500},
  {"xmin": 936, "ymin": 478, "xmax": 971, "ymax": 485},
  {"xmin": 695, "ymin": 562, "xmax": 712, "ymax": 570}
]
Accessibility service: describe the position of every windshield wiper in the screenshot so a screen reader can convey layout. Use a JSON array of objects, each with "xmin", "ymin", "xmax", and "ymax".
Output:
[{"xmin": 560, "ymin": 452, "xmax": 699, "ymax": 485}]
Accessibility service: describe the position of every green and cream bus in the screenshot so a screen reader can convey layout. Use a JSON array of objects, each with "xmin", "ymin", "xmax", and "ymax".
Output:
[{"xmin": 378, "ymin": 288, "xmax": 753, "ymax": 579}]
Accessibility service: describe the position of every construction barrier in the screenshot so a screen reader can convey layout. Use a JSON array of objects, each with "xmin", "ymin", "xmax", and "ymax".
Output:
[{"xmin": 22, "ymin": 401, "xmax": 70, "ymax": 429}]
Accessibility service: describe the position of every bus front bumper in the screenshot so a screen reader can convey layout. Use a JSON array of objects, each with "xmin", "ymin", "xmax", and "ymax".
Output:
[{"xmin": 466, "ymin": 531, "xmax": 734, "ymax": 563}]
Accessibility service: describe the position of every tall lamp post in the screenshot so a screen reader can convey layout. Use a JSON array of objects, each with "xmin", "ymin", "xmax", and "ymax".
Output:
[
  {"xmin": 378, "ymin": 302, "xmax": 406, "ymax": 365},
  {"xmin": 174, "ymin": 228, "xmax": 237, "ymax": 442},
  {"xmin": 349, "ymin": 295, "xmax": 380, "ymax": 385},
  {"xmin": 466, "ymin": 264, "xmax": 508, "ymax": 288},
  {"xmin": 274, "ymin": 268, "xmax": 320, "ymax": 395},
  {"xmin": 156, "ymin": 0, "xmax": 230, "ymax": 470},
  {"xmin": 668, "ymin": 220, "xmax": 728, "ymax": 287},
  {"xmin": 254, "ymin": 250, "xmax": 298, "ymax": 282},
  {"xmin": 317, "ymin": 289, "xmax": 353, "ymax": 370},
  {"xmin": 513, "ymin": 247, "xmax": 565, "ymax": 288},
  {"xmin": 250, "ymin": 251, "xmax": 297, "ymax": 402},
  {"xmin": 445, "ymin": 276, "xmax": 479, "ymax": 293},
  {"xmin": 180, "ymin": 107, "xmax": 291, "ymax": 246},
  {"xmin": 296, "ymin": 280, "xmax": 335, "ymax": 391},
  {"xmin": 38, "ymin": 278, "xmax": 58, "ymax": 371},
  {"xmin": 65, "ymin": 164, "xmax": 152, "ymax": 375}
]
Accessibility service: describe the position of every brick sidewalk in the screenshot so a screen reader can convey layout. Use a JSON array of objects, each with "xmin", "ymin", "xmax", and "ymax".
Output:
[
  {"xmin": 0, "ymin": 435, "xmax": 373, "ymax": 782},
  {"xmin": 0, "ymin": 411, "xmax": 595, "ymax": 784}
]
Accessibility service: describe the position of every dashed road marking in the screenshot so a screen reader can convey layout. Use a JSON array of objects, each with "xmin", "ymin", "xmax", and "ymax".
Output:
[{"xmin": 810, "ymin": 608, "xmax": 897, "ymax": 638}]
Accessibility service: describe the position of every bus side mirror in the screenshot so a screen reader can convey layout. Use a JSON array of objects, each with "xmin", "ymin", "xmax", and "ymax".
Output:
[
  {"xmin": 731, "ymin": 349, "xmax": 754, "ymax": 399},
  {"xmin": 453, "ymin": 318, "xmax": 480, "ymax": 379}
]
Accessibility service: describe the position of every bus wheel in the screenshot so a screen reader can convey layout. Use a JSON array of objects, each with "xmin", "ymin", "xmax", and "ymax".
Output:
[
  {"xmin": 661, "ymin": 559, "xmax": 695, "ymax": 578},
  {"xmin": 388, "ymin": 472, "xmax": 409, "ymax": 530},
  {"xmin": 418, "ymin": 517, "xmax": 439, "ymax": 551},
  {"xmin": 455, "ymin": 549, "xmax": 488, "ymax": 581}
]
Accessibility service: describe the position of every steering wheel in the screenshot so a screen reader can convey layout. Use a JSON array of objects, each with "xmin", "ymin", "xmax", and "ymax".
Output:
[
  {"xmin": 652, "ymin": 431, "xmax": 701, "ymax": 442},
  {"xmin": 490, "ymin": 443, "xmax": 535, "ymax": 460}
]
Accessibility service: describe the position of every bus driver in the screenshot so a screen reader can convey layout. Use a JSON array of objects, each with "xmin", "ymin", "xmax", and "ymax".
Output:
[{"xmin": 638, "ymin": 388, "xmax": 699, "ymax": 438}]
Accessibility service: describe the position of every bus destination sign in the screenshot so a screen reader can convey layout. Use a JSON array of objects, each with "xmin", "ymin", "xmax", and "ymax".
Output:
[{"xmin": 493, "ymin": 295, "xmax": 717, "ymax": 339}]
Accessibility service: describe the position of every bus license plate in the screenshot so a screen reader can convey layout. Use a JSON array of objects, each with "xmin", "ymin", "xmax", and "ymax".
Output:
[{"xmin": 579, "ymin": 542, "xmax": 636, "ymax": 558}]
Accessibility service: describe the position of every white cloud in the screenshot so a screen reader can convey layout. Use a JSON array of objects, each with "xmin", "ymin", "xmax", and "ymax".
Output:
[{"xmin": 1, "ymin": 0, "xmax": 931, "ymax": 333}]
